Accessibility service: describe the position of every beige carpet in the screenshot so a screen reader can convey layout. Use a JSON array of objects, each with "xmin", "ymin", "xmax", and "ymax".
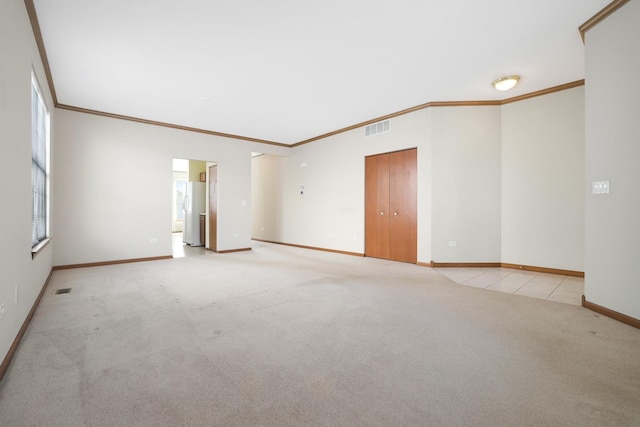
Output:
[{"xmin": 1, "ymin": 241, "xmax": 639, "ymax": 426}]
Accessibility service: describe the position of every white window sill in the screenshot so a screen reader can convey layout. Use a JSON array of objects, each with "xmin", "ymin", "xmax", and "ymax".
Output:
[{"xmin": 31, "ymin": 237, "xmax": 51, "ymax": 260}]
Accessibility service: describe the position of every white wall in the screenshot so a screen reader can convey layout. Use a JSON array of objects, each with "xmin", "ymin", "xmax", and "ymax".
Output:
[
  {"xmin": 584, "ymin": 0, "xmax": 640, "ymax": 319},
  {"xmin": 52, "ymin": 109, "xmax": 288, "ymax": 266},
  {"xmin": 0, "ymin": 0, "xmax": 55, "ymax": 367},
  {"xmin": 430, "ymin": 106, "xmax": 502, "ymax": 263},
  {"xmin": 502, "ymin": 87, "xmax": 585, "ymax": 271}
]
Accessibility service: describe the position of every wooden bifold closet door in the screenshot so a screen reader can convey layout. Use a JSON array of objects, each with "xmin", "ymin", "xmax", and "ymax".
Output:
[{"xmin": 365, "ymin": 148, "xmax": 417, "ymax": 263}]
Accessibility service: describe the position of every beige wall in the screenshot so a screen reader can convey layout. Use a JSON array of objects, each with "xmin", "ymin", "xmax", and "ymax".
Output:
[
  {"xmin": 250, "ymin": 106, "xmax": 503, "ymax": 264},
  {"xmin": 585, "ymin": 0, "xmax": 640, "ymax": 319},
  {"xmin": 3, "ymin": 0, "xmax": 632, "ymax": 380},
  {"xmin": 502, "ymin": 87, "xmax": 585, "ymax": 271},
  {"xmin": 0, "ymin": 0, "xmax": 596, "ymax": 371},
  {"xmin": 258, "ymin": 109, "xmax": 432, "ymax": 259},
  {"xmin": 0, "ymin": 0, "xmax": 55, "ymax": 367},
  {"xmin": 52, "ymin": 109, "xmax": 288, "ymax": 266},
  {"xmin": 252, "ymin": 93, "xmax": 584, "ymax": 270},
  {"xmin": 251, "ymin": 155, "xmax": 286, "ymax": 241},
  {"xmin": 430, "ymin": 106, "xmax": 502, "ymax": 263},
  {"xmin": 188, "ymin": 160, "xmax": 206, "ymax": 182}
]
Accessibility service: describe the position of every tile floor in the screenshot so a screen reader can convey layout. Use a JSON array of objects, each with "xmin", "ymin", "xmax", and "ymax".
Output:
[
  {"xmin": 436, "ymin": 267, "xmax": 584, "ymax": 306},
  {"xmin": 172, "ymin": 232, "xmax": 206, "ymax": 258},
  {"xmin": 171, "ymin": 235, "xmax": 584, "ymax": 306}
]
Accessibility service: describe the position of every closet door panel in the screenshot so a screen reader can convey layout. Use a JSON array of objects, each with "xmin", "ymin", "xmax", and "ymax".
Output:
[
  {"xmin": 389, "ymin": 149, "xmax": 417, "ymax": 263},
  {"xmin": 365, "ymin": 154, "xmax": 390, "ymax": 259},
  {"xmin": 365, "ymin": 155, "xmax": 378, "ymax": 257}
]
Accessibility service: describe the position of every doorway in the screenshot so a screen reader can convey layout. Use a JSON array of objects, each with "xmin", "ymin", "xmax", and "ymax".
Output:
[
  {"xmin": 172, "ymin": 158, "xmax": 208, "ymax": 258},
  {"xmin": 172, "ymin": 159, "xmax": 188, "ymax": 233}
]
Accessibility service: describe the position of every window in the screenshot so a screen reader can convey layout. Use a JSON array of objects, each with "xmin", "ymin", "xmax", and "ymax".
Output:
[{"xmin": 31, "ymin": 73, "xmax": 49, "ymax": 250}]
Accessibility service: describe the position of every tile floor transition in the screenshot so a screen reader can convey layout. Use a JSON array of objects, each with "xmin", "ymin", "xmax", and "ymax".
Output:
[
  {"xmin": 437, "ymin": 267, "xmax": 584, "ymax": 306},
  {"xmin": 173, "ymin": 234, "xmax": 584, "ymax": 306}
]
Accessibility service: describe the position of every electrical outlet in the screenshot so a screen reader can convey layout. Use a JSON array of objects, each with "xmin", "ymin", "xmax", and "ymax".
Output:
[
  {"xmin": 0, "ymin": 304, "xmax": 5, "ymax": 320},
  {"xmin": 150, "ymin": 238, "xmax": 158, "ymax": 244},
  {"xmin": 449, "ymin": 241, "xmax": 458, "ymax": 247},
  {"xmin": 234, "ymin": 233, "xmax": 240, "ymax": 238},
  {"xmin": 15, "ymin": 284, "xmax": 18, "ymax": 302}
]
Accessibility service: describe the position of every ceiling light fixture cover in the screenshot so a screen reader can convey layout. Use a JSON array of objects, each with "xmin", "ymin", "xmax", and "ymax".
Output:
[{"xmin": 492, "ymin": 75, "xmax": 520, "ymax": 91}]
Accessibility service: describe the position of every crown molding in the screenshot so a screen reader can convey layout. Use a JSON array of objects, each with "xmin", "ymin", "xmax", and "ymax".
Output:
[
  {"xmin": 24, "ymin": 0, "xmax": 286, "ymax": 147},
  {"xmin": 500, "ymin": 80, "xmax": 585, "ymax": 105},
  {"xmin": 292, "ymin": 100, "xmax": 503, "ymax": 147},
  {"xmin": 24, "ymin": 0, "xmax": 57, "ymax": 104},
  {"xmin": 57, "ymin": 80, "xmax": 585, "ymax": 149},
  {"xmin": 579, "ymin": 0, "xmax": 631, "ymax": 42},
  {"xmin": 24, "ymin": 0, "xmax": 587, "ymax": 149},
  {"xmin": 56, "ymin": 104, "xmax": 289, "ymax": 147},
  {"xmin": 293, "ymin": 81, "xmax": 585, "ymax": 146}
]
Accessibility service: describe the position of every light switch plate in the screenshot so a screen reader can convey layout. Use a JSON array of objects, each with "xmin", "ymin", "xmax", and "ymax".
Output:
[{"xmin": 592, "ymin": 180, "xmax": 610, "ymax": 195}]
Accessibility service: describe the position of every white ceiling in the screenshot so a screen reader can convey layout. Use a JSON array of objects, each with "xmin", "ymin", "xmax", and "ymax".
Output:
[{"xmin": 33, "ymin": 0, "xmax": 609, "ymax": 145}]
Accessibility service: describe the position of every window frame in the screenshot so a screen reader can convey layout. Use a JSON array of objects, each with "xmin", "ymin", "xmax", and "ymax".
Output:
[{"xmin": 31, "ymin": 72, "xmax": 51, "ymax": 259}]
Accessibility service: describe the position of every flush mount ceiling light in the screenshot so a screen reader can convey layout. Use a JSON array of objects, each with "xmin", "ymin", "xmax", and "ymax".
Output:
[{"xmin": 492, "ymin": 75, "xmax": 520, "ymax": 91}]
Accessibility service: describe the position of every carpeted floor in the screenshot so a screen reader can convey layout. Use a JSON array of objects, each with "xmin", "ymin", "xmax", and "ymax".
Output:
[{"xmin": 1, "ymin": 241, "xmax": 639, "ymax": 426}]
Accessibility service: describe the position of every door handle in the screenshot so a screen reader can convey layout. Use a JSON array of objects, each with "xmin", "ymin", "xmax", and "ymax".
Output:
[
  {"xmin": 394, "ymin": 212, "xmax": 398, "ymax": 216},
  {"xmin": 380, "ymin": 211, "xmax": 385, "ymax": 216}
]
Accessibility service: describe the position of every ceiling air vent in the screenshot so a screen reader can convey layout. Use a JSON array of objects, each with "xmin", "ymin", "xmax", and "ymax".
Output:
[{"xmin": 365, "ymin": 120, "xmax": 390, "ymax": 137}]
